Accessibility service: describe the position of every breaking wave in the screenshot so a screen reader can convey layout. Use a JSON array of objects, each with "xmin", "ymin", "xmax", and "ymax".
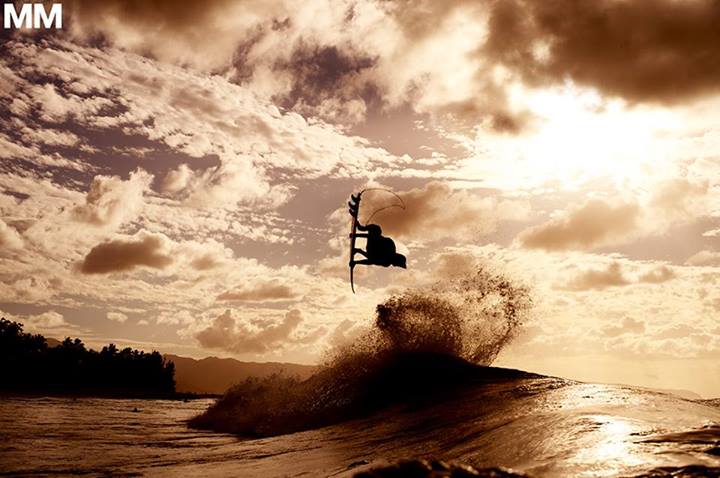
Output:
[{"xmin": 189, "ymin": 267, "xmax": 533, "ymax": 437}]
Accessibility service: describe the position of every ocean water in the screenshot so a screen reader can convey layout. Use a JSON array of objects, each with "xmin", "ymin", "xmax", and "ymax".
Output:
[
  {"xmin": 2, "ymin": 379, "xmax": 720, "ymax": 477},
  {"xmin": 3, "ymin": 277, "xmax": 719, "ymax": 477}
]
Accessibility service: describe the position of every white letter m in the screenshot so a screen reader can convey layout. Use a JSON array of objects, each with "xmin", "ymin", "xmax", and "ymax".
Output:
[
  {"xmin": 4, "ymin": 3, "xmax": 33, "ymax": 29},
  {"xmin": 34, "ymin": 3, "xmax": 62, "ymax": 29}
]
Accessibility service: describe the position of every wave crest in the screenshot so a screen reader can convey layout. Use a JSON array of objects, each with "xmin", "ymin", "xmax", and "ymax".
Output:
[
  {"xmin": 189, "ymin": 267, "xmax": 532, "ymax": 437},
  {"xmin": 371, "ymin": 270, "xmax": 531, "ymax": 364}
]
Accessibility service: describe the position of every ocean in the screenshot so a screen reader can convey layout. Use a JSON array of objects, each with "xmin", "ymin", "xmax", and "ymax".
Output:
[
  {"xmin": 2, "ymin": 377, "xmax": 720, "ymax": 477},
  {"xmin": 3, "ymin": 279, "xmax": 720, "ymax": 477}
]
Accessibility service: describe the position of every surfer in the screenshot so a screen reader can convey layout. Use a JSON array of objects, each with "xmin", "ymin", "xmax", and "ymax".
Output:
[
  {"xmin": 348, "ymin": 190, "xmax": 407, "ymax": 292},
  {"xmin": 348, "ymin": 194, "xmax": 406, "ymax": 269},
  {"xmin": 350, "ymin": 223, "xmax": 406, "ymax": 269}
]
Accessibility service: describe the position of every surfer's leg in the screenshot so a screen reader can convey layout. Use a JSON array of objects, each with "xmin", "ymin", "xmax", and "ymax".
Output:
[
  {"xmin": 350, "ymin": 259, "xmax": 371, "ymax": 266},
  {"xmin": 352, "ymin": 248, "xmax": 368, "ymax": 258}
]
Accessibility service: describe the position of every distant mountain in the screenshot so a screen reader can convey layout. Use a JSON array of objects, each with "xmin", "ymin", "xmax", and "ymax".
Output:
[
  {"xmin": 45, "ymin": 337, "xmax": 61, "ymax": 347},
  {"xmin": 165, "ymin": 354, "xmax": 316, "ymax": 394},
  {"xmin": 626, "ymin": 384, "xmax": 702, "ymax": 400}
]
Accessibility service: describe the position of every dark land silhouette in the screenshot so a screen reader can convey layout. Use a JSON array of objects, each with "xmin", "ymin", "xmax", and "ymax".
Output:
[{"xmin": 0, "ymin": 318, "xmax": 175, "ymax": 397}]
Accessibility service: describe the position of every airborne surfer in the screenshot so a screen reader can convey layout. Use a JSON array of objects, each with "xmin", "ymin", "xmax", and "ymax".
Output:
[
  {"xmin": 350, "ymin": 223, "xmax": 407, "ymax": 269},
  {"xmin": 348, "ymin": 190, "xmax": 407, "ymax": 292}
]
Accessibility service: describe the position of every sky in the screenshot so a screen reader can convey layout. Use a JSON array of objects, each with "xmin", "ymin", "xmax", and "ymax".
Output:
[{"xmin": 2, "ymin": 0, "xmax": 720, "ymax": 396}]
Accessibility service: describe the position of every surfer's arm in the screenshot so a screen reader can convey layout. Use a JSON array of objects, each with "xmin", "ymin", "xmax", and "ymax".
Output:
[{"xmin": 356, "ymin": 223, "xmax": 368, "ymax": 231}]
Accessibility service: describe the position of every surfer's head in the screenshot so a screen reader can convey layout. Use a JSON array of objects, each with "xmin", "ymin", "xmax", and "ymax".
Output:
[{"xmin": 366, "ymin": 224, "xmax": 382, "ymax": 236}]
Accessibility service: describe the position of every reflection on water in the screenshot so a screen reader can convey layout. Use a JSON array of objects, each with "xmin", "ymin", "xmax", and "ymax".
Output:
[
  {"xmin": 572, "ymin": 416, "xmax": 645, "ymax": 477},
  {"xmin": 0, "ymin": 396, "xmax": 233, "ymax": 476},
  {"xmin": 532, "ymin": 384, "xmax": 720, "ymax": 477},
  {"xmin": 2, "ymin": 382, "xmax": 720, "ymax": 477}
]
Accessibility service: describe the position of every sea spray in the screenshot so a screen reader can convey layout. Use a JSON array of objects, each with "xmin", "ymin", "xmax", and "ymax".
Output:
[
  {"xmin": 189, "ymin": 267, "xmax": 532, "ymax": 437},
  {"xmin": 370, "ymin": 269, "xmax": 531, "ymax": 364}
]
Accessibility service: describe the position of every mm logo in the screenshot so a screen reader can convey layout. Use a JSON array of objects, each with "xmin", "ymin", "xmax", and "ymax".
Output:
[{"xmin": 4, "ymin": 3, "xmax": 62, "ymax": 29}]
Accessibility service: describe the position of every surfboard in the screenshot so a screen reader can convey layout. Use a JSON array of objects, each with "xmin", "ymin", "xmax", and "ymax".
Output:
[{"xmin": 348, "ymin": 193, "xmax": 361, "ymax": 293}]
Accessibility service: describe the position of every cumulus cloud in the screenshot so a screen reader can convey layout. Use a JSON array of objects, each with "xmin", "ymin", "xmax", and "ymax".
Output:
[
  {"xmin": 25, "ymin": 310, "xmax": 68, "ymax": 329},
  {"xmin": 217, "ymin": 279, "xmax": 300, "ymax": 302},
  {"xmin": 80, "ymin": 232, "xmax": 174, "ymax": 274},
  {"xmin": 183, "ymin": 160, "xmax": 282, "ymax": 209},
  {"xmin": 430, "ymin": 250, "xmax": 480, "ymax": 279},
  {"xmin": 650, "ymin": 179, "xmax": 709, "ymax": 221},
  {"xmin": 358, "ymin": 181, "xmax": 529, "ymax": 242},
  {"xmin": 485, "ymin": 0, "xmax": 720, "ymax": 104},
  {"xmin": 107, "ymin": 312, "xmax": 129, "ymax": 323},
  {"xmin": 0, "ymin": 219, "xmax": 24, "ymax": 251},
  {"xmin": 686, "ymin": 250, "xmax": 720, "ymax": 267},
  {"xmin": 327, "ymin": 318, "xmax": 362, "ymax": 347},
  {"xmin": 64, "ymin": 0, "xmax": 253, "ymax": 71},
  {"xmin": 195, "ymin": 309, "xmax": 317, "ymax": 354},
  {"xmin": 161, "ymin": 164, "xmax": 193, "ymax": 194},
  {"xmin": 603, "ymin": 317, "xmax": 646, "ymax": 337},
  {"xmin": 638, "ymin": 266, "xmax": 676, "ymax": 284},
  {"xmin": 175, "ymin": 238, "xmax": 233, "ymax": 272},
  {"xmin": 566, "ymin": 262, "xmax": 630, "ymax": 291},
  {"xmin": 21, "ymin": 127, "xmax": 80, "ymax": 147},
  {"xmin": 566, "ymin": 262, "xmax": 675, "ymax": 290},
  {"xmin": 518, "ymin": 199, "xmax": 640, "ymax": 251},
  {"xmin": 8, "ymin": 310, "xmax": 83, "ymax": 336},
  {"xmin": 190, "ymin": 254, "xmax": 224, "ymax": 271},
  {"xmin": 73, "ymin": 169, "xmax": 152, "ymax": 229}
]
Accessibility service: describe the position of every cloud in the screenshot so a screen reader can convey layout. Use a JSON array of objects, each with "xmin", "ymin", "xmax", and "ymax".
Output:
[
  {"xmin": 327, "ymin": 318, "xmax": 362, "ymax": 347},
  {"xmin": 161, "ymin": 164, "xmax": 193, "ymax": 194},
  {"xmin": 358, "ymin": 181, "xmax": 529, "ymax": 242},
  {"xmin": 25, "ymin": 310, "xmax": 68, "ymax": 329},
  {"xmin": 518, "ymin": 199, "xmax": 640, "ymax": 251},
  {"xmin": 73, "ymin": 169, "xmax": 152, "ymax": 229},
  {"xmin": 566, "ymin": 262, "xmax": 630, "ymax": 290},
  {"xmin": 650, "ymin": 179, "xmax": 709, "ymax": 220},
  {"xmin": 603, "ymin": 317, "xmax": 646, "ymax": 337},
  {"xmin": 80, "ymin": 232, "xmax": 174, "ymax": 274},
  {"xmin": 217, "ymin": 279, "xmax": 300, "ymax": 302},
  {"xmin": 7, "ymin": 310, "xmax": 83, "ymax": 336},
  {"xmin": 430, "ymin": 250, "xmax": 481, "ymax": 279},
  {"xmin": 686, "ymin": 250, "xmax": 720, "ymax": 267},
  {"xmin": 21, "ymin": 127, "xmax": 80, "ymax": 147},
  {"xmin": 272, "ymin": 44, "xmax": 377, "ymax": 124},
  {"xmin": 189, "ymin": 254, "xmax": 224, "ymax": 271},
  {"xmin": 107, "ymin": 312, "xmax": 128, "ymax": 323},
  {"xmin": 484, "ymin": 0, "xmax": 720, "ymax": 104},
  {"xmin": 0, "ymin": 219, "xmax": 23, "ymax": 251},
  {"xmin": 64, "ymin": 0, "xmax": 253, "ymax": 71},
  {"xmin": 59, "ymin": 0, "xmax": 525, "ymax": 129},
  {"xmin": 638, "ymin": 266, "xmax": 676, "ymax": 284},
  {"xmin": 566, "ymin": 262, "xmax": 676, "ymax": 290},
  {"xmin": 195, "ymin": 308, "xmax": 308, "ymax": 354},
  {"xmin": 654, "ymin": 324, "xmax": 701, "ymax": 340}
]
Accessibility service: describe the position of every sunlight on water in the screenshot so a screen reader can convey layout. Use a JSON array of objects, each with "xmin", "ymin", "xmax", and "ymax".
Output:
[
  {"xmin": 3, "ymin": 380, "xmax": 720, "ymax": 477},
  {"xmin": 574, "ymin": 415, "xmax": 644, "ymax": 477}
]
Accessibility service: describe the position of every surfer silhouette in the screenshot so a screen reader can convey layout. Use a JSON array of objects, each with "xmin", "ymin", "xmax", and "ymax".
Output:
[
  {"xmin": 348, "ymin": 192, "xmax": 406, "ymax": 271},
  {"xmin": 350, "ymin": 223, "xmax": 406, "ymax": 269}
]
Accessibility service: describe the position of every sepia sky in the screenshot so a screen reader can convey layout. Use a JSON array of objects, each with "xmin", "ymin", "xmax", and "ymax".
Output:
[{"xmin": 2, "ymin": 0, "xmax": 720, "ymax": 396}]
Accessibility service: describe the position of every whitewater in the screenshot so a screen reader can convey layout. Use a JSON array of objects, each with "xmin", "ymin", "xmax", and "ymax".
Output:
[{"xmin": 3, "ymin": 269, "xmax": 720, "ymax": 477}]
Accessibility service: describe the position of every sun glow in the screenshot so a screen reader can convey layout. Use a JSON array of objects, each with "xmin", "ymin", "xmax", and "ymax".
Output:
[{"xmin": 461, "ymin": 85, "xmax": 679, "ymax": 191}]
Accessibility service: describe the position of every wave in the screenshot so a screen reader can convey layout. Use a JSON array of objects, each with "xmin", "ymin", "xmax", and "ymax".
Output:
[{"xmin": 189, "ymin": 267, "xmax": 533, "ymax": 437}]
